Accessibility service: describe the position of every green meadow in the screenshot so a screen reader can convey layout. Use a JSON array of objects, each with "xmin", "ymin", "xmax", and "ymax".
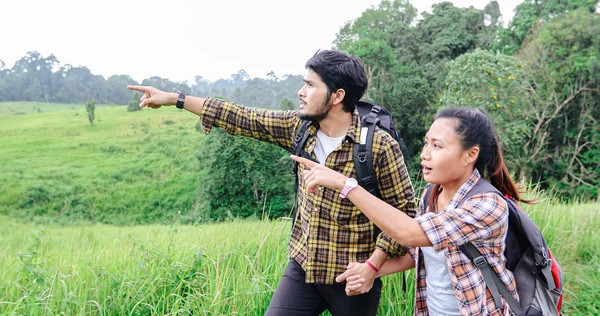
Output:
[
  {"xmin": 0, "ymin": 103, "xmax": 205, "ymax": 225},
  {"xmin": 0, "ymin": 103, "xmax": 598, "ymax": 315}
]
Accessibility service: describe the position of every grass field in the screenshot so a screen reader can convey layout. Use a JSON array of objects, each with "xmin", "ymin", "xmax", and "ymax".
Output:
[
  {"xmin": 0, "ymin": 103, "xmax": 598, "ymax": 315},
  {"xmin": 0, "ymin": 199, "xmax": 598, "ymax": 315},
  {"xmin": 0, "ymin": 102, "xmax": 114, "ymax": 116},
  {"xmin": 0, "ymin": 102, "xmax": 205, "ymax": 225}
]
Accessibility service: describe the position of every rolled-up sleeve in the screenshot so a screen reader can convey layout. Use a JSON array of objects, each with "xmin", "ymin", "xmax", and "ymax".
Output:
[{"xmin": 199, "ymin": 98, "xmax": 300, "ymax": 152}]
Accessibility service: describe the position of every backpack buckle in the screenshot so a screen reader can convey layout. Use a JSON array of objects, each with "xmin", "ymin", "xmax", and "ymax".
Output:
[
  {"xmin": 473, "ymin": 256, "xmax": 488, "ymax": 268},
  {"xmin": 536, "ymin": 259, "xmax": 552, "ymax": 268},
  {"xmin": 371, "ymin": 105, "xmax": 382, "ymax": 114},
  {"xmin": 357, "ymin": 153, "xmax": 367, "ymax": 163},
  {"xmin": 364, "ymin": 114, "xmax": 378, "ymax": 124}
]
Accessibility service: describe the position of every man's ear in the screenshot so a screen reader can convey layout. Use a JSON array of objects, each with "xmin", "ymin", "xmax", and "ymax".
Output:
[
  {"xmin": 331, "ymin": 88, "xmax": 345, "ymax": 105},
  {"xmin": 465, "ymin": 145, "xmax": 480, "ymax": 165}
]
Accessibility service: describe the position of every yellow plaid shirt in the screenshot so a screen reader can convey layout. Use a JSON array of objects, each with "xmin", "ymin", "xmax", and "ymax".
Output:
[{"xmin": 199, "ymin": 98, "xmax": 417, "ymax": 284}]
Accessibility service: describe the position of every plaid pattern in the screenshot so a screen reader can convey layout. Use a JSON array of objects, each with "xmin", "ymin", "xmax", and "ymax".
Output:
[
  {"xmin": 410, "ymin": 169, "xmax": 518, "ymax": 315},
  {"xmin": 200, "ymin": 98, "xmax": 417, "ymax": 284}
]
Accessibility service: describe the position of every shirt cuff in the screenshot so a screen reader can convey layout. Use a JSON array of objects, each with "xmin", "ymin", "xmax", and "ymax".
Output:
[
  {"xmin": 376, "ymin": 233, "xmax": 408, "ymax": 257},
  {"xmin": 198, "ymin": 97, "xmax": 220, "ymax": 135}
]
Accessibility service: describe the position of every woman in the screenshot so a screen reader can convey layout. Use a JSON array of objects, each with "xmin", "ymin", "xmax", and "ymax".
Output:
[{"xmin": 291, "ymin": 107, "xmax": 529, "ymax": 315}]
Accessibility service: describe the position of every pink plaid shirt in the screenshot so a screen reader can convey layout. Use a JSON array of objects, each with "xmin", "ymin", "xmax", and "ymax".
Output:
[{"xmin": 410, "ymin": 169, "xmax": 518, "ymax": 315}]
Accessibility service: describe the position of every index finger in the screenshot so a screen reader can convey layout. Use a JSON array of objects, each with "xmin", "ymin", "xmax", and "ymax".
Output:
[
  {"xmin": 335, "ymin": 269, "xmax": 352, "ymax": 283},
  {"xmin": 290, "ymin": 154, "xmax": 318, "ymax": 170},
  {"xmin": 127, "ymin": 85, "xmax": 149, "ymax": 93}
]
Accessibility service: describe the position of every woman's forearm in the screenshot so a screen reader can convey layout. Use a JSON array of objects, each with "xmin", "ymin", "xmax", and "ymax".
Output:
[
  {"xmin": 347, "ymin": 186, "xmax": 431, "ymax": 247},
  {"xmin": 377, "ymin": 253, "xmax": 415, "ymax": 277}
]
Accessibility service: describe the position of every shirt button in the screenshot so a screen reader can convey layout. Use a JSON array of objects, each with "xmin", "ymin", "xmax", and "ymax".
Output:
[{"xmin": 314, "ymin": 207, "xmax": 318, "ymax": 212}]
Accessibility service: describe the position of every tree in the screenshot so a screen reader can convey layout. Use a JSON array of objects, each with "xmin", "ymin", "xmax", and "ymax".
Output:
[
  {"xmin": 196, "ymin": 129, "xmax": 294, "ymax": 220},
  {"xmin": 107, "ymin": 75, "xmax": 138, "ymax": 104},
  {"xmin": 334, "ymin": 0, "xmax": 417, "ymax": 105},
  {"xmin": 280, "ymin": 98, "xmax": 295, "ymax": 111},
  {"xmin": 86, "ymin": 100, "xmax": 96, "ymax": 125},
  {"xmin": 267, "ymin": 71, "xmax": 279, "ymax": 81},
  {"xmin": 231, "ymin": 69, "xmax": 250, "ymax": 85},
  {"xmin": 439, "ymin": 49, "xmax": 532, "ymax": 176},
  {"xmin": 127, "ymin": 92, "xmax": 141, "ymax": 112},
  {"xmin": 516, "ymin": 8, "xmax": 600, "ymax": 199},
  {"xmin": 0, "ymin": 59, "xmax": 6, "ymax": 78},
  {"xmin": 494, "ymin": 0, "xmax": 599, "ymax": 55},
  {"xmin": 0, "ymin": 52, "xmax": 303, "ymax": 109},
  {"xmin": 333, "ymin": 0, "xmax": 498, "ymax": 177}
]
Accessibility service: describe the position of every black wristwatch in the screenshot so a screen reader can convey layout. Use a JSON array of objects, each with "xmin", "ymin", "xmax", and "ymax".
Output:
[{"xmin": 176, "ymin": 91, "xmax": 187, "ymax": 109}]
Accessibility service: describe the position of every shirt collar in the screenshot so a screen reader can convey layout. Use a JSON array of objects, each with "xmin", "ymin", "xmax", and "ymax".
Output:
[
  {"xmin": 305, "ymin": 108, "xmax": 361, "ymax": 143},
  {"xmin": 448, "ymin": 168, "xmax": 482, "ymax": 207}
]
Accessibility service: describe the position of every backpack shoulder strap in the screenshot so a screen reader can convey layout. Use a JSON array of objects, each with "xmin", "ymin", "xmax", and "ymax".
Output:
[
  {"xmin": 460, "ymin": 242, "xmax": 523, "ymax": 315},
  {"xmin": 398, "ymin": 137, "xmax": 409, "ymax": 168},
  {"xmin": 422, "ymin": 184, "xmax": 434, "ymax": 212},
  {"xmin": 291, "ymin": 120, "xmax": 312, "ymax": 226},
  {"xmin": 456, "ymin": 179, "xmax": 523, "ymax": 314},
  {"xmin": 455, "ymin": 178, "xmax": 499, "ymax": 208},
  {"xmin": 353, "ymin": 106, "xmax": 381, "ymax": 196},
  {"xmin": 421, "ymin": 178, "xmax": 497, "ymax": 212},
  {"xmin": 292, "ymin": 120, "xmax": 311, "ymax": 174}
]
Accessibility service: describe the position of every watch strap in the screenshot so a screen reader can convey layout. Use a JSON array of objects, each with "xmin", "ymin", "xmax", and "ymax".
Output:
[
  {"xmin": 339, "ymin": 179, "xmax": 358, "ymax": 199},
  {"xmin": 176, "ymin": 91, "xmax": 187, "ymax": 109}
]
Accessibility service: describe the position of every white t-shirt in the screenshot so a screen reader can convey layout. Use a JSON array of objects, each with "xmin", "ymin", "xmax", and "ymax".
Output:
[
  {"xmin": 421, "ymin": 247, "xmax": 461, "ymax": 315},
  {"xmin": 314, "ymin": 130, "xmax": 345, "ymax": 165}
]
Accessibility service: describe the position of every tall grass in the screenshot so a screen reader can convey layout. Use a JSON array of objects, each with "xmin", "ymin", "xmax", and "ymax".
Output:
[{"xmin": 1, "ymin": 200, "xmax": 598, "ymax": 315}]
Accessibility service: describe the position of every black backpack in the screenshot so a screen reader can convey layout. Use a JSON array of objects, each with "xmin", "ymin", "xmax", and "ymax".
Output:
[
  {"xmin": 423, "ymin": 179, "xmax": 564, "ymax": 316},
  {"xmin": 291, "ymin": 100, "xmax": 409, "ymax": 290},
  {"xmin": 291, "ymin": 100, "xmax": 408, "ymax": 196}
]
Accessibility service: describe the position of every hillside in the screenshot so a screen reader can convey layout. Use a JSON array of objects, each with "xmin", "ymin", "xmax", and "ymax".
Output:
[{"xmin": 0, "ymin": 102, "xmax": 205, "ymax": 224}]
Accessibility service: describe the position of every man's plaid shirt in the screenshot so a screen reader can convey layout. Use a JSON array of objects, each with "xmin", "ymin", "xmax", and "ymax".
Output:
[
  {"xmin": 199, "ymin": 98, "xmax": 416, "ymax": 284},
  {"xmin": 411, "ymin": 169, "xmax": 518, "ymax": 315}
]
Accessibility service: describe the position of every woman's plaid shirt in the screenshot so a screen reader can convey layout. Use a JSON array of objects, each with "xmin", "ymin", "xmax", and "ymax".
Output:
[
  {"xmin": 410, "ymin": 169, "xmax": 518, "ymax": 315},
  {"xmin": 199, "ymin": 98, "xmax": 417, "ymax": 284}
]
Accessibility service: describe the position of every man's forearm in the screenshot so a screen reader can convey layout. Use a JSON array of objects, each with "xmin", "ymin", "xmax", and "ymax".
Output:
[{"xmin": 183, "ymin": 95, "xmax": 207, "ymax": 116}]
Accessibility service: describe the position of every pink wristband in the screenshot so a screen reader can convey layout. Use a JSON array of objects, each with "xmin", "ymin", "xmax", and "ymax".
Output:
[{"xmin": 366, "ymin": 259, "xmax": 379, "ymax": 273}]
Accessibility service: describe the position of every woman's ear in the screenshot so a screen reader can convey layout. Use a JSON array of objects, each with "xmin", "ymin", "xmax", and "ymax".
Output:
[{"xmin": 464, "ymin": 146, "xmax": 480, "ymax": 165}]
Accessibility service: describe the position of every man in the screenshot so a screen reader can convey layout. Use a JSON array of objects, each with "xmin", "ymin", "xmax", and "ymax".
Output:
[{"xmin": 128, "ymin": 49, "xmax": 416, "ymax": 315}]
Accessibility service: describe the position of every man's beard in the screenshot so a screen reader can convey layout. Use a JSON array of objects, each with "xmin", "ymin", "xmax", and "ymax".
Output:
[{"xmin": 298, "ymin": 98, "xmax": 332, "ymax": 122}]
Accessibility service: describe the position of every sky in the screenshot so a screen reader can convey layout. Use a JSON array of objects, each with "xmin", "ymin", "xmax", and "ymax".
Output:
[{"xmin": 1, "ymin": 0, "xmax": 522, "ymax": 84}]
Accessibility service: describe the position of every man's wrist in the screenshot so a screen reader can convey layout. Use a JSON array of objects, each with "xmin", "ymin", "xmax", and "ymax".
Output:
[
  {"xmin": 169, "ymin": 92, "xmax": 179, "ymax": 105},
  {"xmin": 368, "ymin": 249, "xmax": 388, "ymax": 268},
  {"xmin": 366, "ymin": 259, "xmax": 380, "ymax": 273}
]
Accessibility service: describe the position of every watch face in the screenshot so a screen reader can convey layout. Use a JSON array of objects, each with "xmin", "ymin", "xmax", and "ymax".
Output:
[{"xmin": 346, "ymin": 178, "xmax": 358, "ymax": 188}]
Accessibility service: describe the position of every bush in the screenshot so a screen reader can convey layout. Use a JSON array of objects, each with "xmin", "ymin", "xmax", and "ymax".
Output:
[{"xmin": 196, "ymin": 129, "xmax": 294, "ymax": 220}]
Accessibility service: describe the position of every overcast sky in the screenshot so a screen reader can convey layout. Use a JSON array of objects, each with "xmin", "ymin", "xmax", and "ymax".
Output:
[{"xmin": 1, "ymin": 0, "xmax": 522, "ymax": 84}]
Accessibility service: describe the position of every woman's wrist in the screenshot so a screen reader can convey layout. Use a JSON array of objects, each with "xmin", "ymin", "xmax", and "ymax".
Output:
[{"xmin": 337, "ymin": 175, "xmax": 349, "ymax": 191}]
